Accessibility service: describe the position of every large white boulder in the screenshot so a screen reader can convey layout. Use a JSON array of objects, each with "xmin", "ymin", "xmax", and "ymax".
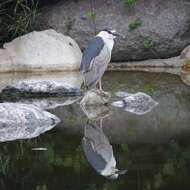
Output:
[{"xmin": 0, "ymin": 29, "xmax": 82, "ymax": 72}]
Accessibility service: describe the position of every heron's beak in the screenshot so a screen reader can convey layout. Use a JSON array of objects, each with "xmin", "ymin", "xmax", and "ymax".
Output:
[
  {"xmin": 115, "ymin": 169, "xmax": 128, "ymax": 175},
  {"xmin": 112, "ymin": 32, "xmax": 125, "ymax": 38}
]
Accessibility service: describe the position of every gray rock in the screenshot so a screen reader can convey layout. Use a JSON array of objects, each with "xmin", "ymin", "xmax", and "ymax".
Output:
[
  {"xmin": 0, "ymin": 103, "xmax": 60, "ymax": 142},
  {"xmin": 80, "ymin": 89, "xmax": 111, "ymax": 106},
  {"xmin": 0, "ymin": 72, "xmax": 83, "ymax": 93},
  {"xmin": 180, "ymin": 45, "xmax": 190, "ymax": 60},
  {"xmin": 2, "ymin": 80, "xmax": 82, "ymax": 97},
  {"xmin": 37, "ymin": 0, "xmax": 190, "ymax": 61}
]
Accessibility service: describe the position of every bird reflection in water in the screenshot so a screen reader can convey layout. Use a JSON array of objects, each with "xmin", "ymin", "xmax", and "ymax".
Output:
[{"xmin": 80, "ymin": 104, "xmax": 127, "ymax": 179}]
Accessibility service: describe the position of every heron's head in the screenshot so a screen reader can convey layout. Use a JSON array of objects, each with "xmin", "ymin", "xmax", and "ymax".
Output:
[
  {"xmin": 97, "ymin": 29, "xmax": 123, "ymax": 40},
  {"xmin": 104, "ymin": 168, "xmax": 128, "ymax": 180}
]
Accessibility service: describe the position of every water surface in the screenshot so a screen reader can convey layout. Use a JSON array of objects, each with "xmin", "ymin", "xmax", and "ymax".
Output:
[{"xmin": 0, "ymin": 71, "xmax": 190, "ymax": 190}]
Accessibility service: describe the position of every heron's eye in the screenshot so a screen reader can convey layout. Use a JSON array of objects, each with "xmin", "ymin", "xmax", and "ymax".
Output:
[{"xmin": 69, "ymin": 42, "xmax": 73, "ymax": 47}]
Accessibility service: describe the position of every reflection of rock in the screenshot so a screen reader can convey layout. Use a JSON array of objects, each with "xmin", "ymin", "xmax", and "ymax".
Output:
[
  {"xmin": 0, "ymin": 103, "xmax": 60, "ymax": 142},
  {"xmin": 180, "ymin": 69, "xmax": 190, "ymax": 86},
  {"xmin": 112, "ymin": 92, "xmax": 158, "ymax": 115},
  {"xmin": 2, "ymin": 80, "xmax": 82, "ymax": 97},
  {"xmin": 80, "ymin": 104, "xmax": 110, "ymax": 120},
  {"xmin": 0, "ymin": 29, "xmax": 82, "ymax": 72},
  {"xmin": 80, "ymin": 89, "xmax": 111, "ymax": 106},
  {"xmin": 20, "ymin": 97, "xmax": 80, "ymax": 110},
  {"xmin": 82, "ymin": 120, "xmax": 127, "ymax": 179},
  {"xmin": 115, "ymin": 91, "xmax": 132, "ymax": 98}
]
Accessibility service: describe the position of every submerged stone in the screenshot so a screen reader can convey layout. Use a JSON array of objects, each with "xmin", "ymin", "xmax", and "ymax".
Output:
[
  {"xmin": 0, "ymin": 103, "xmax": 60, "ymax": 142},
  {"xmin": 112, "ymin": 92, "xmax": 158, "ymax": 115},
  {"xmin": 2, "ymin": 80, "xmax": 82, "ymax": 97}
]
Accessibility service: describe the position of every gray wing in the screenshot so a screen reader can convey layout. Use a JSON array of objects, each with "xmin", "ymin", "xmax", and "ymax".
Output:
[
  {"xmin": 82, "ymin": 137, "xmax": 107, "ymax": 172},
  {"xmin": 80, "ymin": 36, "xmax": 104, "ymax": 73}
]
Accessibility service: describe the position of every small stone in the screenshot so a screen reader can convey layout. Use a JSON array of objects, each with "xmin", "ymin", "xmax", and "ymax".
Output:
[{"xmin": 80, "ymin": 89, "xmax": 111, "ymax": 106}]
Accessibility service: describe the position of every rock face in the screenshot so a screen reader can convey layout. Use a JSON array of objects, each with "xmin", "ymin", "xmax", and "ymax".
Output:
[
  {"xmin": 37, "ymin": 0, "xmax": 190, "ymax": 62},
  {"xmin": 0, "ymin": 29, "xmax": 82, "ymax": 72},
  {"xmin": 181, "ymin": 45, "xmax": 190, "ymax": 60},
  {"xmin": 0, "ymin": 103, "xmax": 60, "ymax": 142},
  {"xmin": 2, "ymin": 80, "xmax": 82, "ymax": 97},
  {"xmin": 0, "ymin": 72, "xmax": 83, "ymax": 98}
]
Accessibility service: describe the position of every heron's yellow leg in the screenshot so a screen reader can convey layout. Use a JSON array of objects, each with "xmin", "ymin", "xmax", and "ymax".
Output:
[
  {"xmin": 98, "ymin": 79, "xmax": 111, "ymax": 98},
  {"xmin": 98, "ymin": 79, "xmax": 103, "ymax": 91},
  {"xmin": 100, "ymin": 119, "xmax": 103, "ymax": 128}
]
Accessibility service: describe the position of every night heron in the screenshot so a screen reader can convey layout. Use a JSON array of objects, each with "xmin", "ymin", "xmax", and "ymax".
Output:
[
  {"xmin": 82, "ymin": 120, "xmax": 127, "ymax": 179},
  {"xmin": 80, "ymin": 29, "xmax": 123, "ymax": 92}
]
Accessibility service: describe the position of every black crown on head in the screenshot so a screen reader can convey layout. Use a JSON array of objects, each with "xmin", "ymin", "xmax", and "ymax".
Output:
[{"xmin": 101, "ymin": 28, "xmax": 113, "ymax": 34}]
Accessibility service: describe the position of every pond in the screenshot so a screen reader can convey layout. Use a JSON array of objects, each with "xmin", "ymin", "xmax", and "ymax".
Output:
[{"xmin": 0, "ymin": 70, "xmax": 190, "ymax": 190}]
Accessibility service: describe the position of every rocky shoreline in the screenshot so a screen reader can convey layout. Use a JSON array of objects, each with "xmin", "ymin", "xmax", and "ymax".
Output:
[{"xmin": 0, "ymin": 29, "xmax": 189, "ymax": 74}]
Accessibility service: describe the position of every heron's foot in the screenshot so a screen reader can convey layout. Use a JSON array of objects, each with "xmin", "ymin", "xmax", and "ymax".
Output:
[{"xmin": 99, "ymin": 89, "xmax": 111, "ymax": 98}]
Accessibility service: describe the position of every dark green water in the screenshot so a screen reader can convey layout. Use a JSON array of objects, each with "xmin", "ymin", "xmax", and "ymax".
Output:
[{"xmin": 0, "ymin": 71, "xmax": 190, "ymax": 190}]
